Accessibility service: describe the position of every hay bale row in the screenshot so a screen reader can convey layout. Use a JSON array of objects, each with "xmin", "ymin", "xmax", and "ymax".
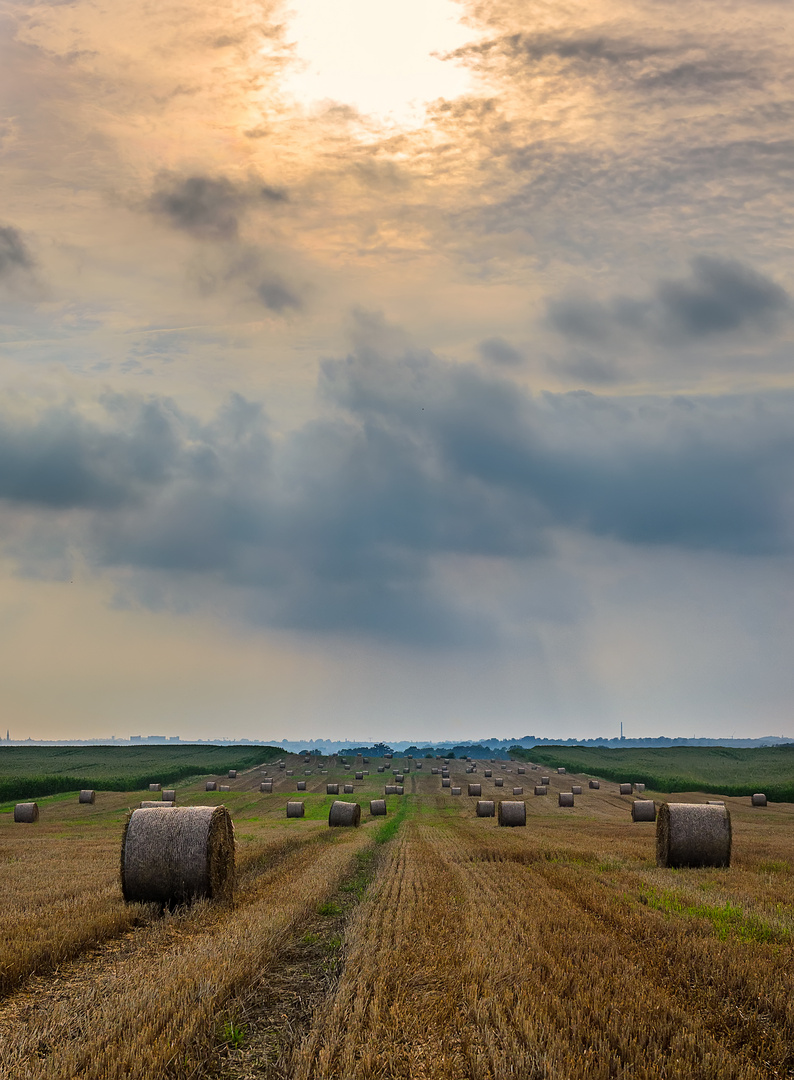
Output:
[
  {"xmin": 14, "ymin": 802, "xmax": 38, "ymax": 823},
  {"xmin": 656, "ymin": 803, "xmax": 731, "ymax": 868},
  {"xmin": 79, "ymin": 789, "xmax": 96, "ymax": 804},
  {"xmin": 498, "ymin": 801, "xmax": 526, "ymax": 827},
  {"xmin": 632, "ymin": 800, "xmax": 656, "ymax": 822},
  {"xmin": 328, "ymin": 800, "xmax": 361, "ymax": 827},
  {"xmin": 121, "ymin": 805, "xmax": 235, "ymax": 905}
]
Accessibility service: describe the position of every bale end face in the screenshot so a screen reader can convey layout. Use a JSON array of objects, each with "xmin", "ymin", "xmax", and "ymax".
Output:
[
  {"xmin": 498, "ymin": 800, "xmax": 526, "ymax": 827},
  {"xmin": 558, "ymin": 792, "xmax": 574, "ymax": 807},
  {"xmin": 121, "ymin": 805, "xmax": 235, "ymax": 905},
  {"xmin": 14, "ymin": 802, "xmax": 39, "ymax": 823},
  {"xmin": 632, "ymin": 799, "xmax": 656, "ymax": 822},
  {"xmin": 328, "ymin": 800, "xmax": 361, "ymax": 827},
  {"xmin": 369, "ymin": 799, "xmax": 387, "ymax": 816},
  {"xmin": 476, "ymin": 800, "xmax": 495, "ymax": 817},
  {"xmin": 656, "ymin": 802, "xmax": 732, "ymax": 868},
  {"xmin": 79, "ymin": 790, "xmax": 96, "ymax": 804},
  {"xmin": 286, "ymin": 801, "xmax": 305, "ymax": 818}
]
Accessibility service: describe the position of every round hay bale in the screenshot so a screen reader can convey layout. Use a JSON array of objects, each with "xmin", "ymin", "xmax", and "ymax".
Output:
[
  {"xmin": 205, "ymin": 782, "xmax": 217, "ymax": 791},
  {"xmin": 589, "ymin": 780, "xmax": 600, "ymax": 789},
  {"xmin": 476, "ymin": 800, "xmax": 495, "ymax": 817},
  {"xmin": 512, "ymin": 786, "xmax": 523, "ymax": 796},
  {"xmin": 14, "ymin": 802, "xmax": 39, "ymax": 823},
  {"xmin": 484, "ymin": 769, "xmax": 492, "ymax": 777},
  {"xmin": 416, "ymin": 762, "xmax": 423, "ymax": 769},
  {"xmin": 517, "ymin": 767, "xmax": 526, "ymax": 775},
  {"xmin": 540, "ymin": 776, "xmax": 550, "ymax": 785},
  {"xmin": 328, "ymin": 800, "xmax": 361, "ymax": 827},
  {"xmin": 343, "ymin": 764, "xmax": 350, "ymax": 770},
  {"xmin": 278, "ymin": 763, "xmax": 285, "ymax": 769},
  {"xmin": 396, "ymin": 785, "xmax": 404, "ymax": 795},
  {"xmin": 451, "ymin": 786, "xmax": 462, "ymax": 795},
  {"xmin": 571, "ymin": 785, "xmax": 582, "ymax": 795},
  {"xmin": 286, "ymin": 770, "xmax": 294, "ymax": 776},
  {"xmin": 557, "ymin": 767, "xmax": 566, "ymax": 774},
  {"xmin": 218, "ymin": 785, "xmax": 231, "ymax": 792},
  {"xmin": 498, "ymin": 800, "xmax": 526, "ymax": 827},
  {"xmin": 465, "ymin": 767, "xmax": 474, "ymax": 774},
  {"xmin": 378, "ymin": 766, "xmax": 385, "ymax": 773},
  {"xmin": 394, "ymin": 773, "xmax": 404, "ymax": 782},
  {"xmin": 121, "ymin": 805, "xmax": 234, "ymax": 905},
  {"xmin": 260, "ymin": 782, "xmax": 273, "ymax": 793},
  {"xmin": 534, "ymin": 785, "xmax": 547, "ymax": 796},
  {"xmin": 632, "ymin": 799, "xmax": 656, "ymax": 822},
  {"xmin": 468, "ymin": 783, "xmax": 482, "ymax": 797},
  {"xmin": 494, "ymin": 777, "xmax": 504, "ymax": 788},
  {"xmin": 286, "ymin": 801, "xmax": 305, "ymax": 818},
  {"xmin": 442, "ymin": 778, "xmax": 451, "ymax": 788},
  {"xmin": 431, "ymin": 768, "xmax": 439, "ymax": 775},
  {"xmin": 656, "ymin": 802, "xmax": 732, "ymax": 868},
  {"xmin": 162, "ymin": 790, "xmax": 176, "ymax": 802},
  {"xmin": 296, "ymin": 781, "xmax": 307, "ymax": 791},
  {"xmin": 751, "ymin": 793, "xmax": 767, "ymax": 807},
  {"xmin": 362, "ymin": 757, "xmax": 370, "ymax": 764},
  {"xmin": 370, "ymin": 799, "xmax": 387, "ymax": 816},
  {"xmin": 149, "ymin": 784, "xmax": 161, "ymax": 792},
  {"xmin": 326, "ymin": 783, "xmax": 339, "ymax": 795},
  {"xmin": 355, "ymin": 772, "xmax": 364, "ymax": 780},
  {"xmin": 619, "ymin": 783, "xmax": 632, "ymax": 795},
  {"xmin": 707, "ymin": 800, "xmax": 725, "ymax": 805},
  {"xmin": 79, "ymin": 789, "xmax": 96, "ymax": 804},
  {"xmin": 558, "ymin": 792, "xmax": 574, "ymax": 807},
  {"xmin": 385, "ymin": 785, "xmax": 398, "ymax": 795},
  {"xmin": 634, "ymin": 783, "xmax": 646, "ymax": 793},
  {"xmin": 344, "ymin": 783, "xmax": 354, "ymax": 793},
  {"xmin": 228, "ymin": 771, "xmax": 237, "ymax": 779},
  {"xmin": 140, "ymin": 800, "xmax": 174, "ymax": 807}
]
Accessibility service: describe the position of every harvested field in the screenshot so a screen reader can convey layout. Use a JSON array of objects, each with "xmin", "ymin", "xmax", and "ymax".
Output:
[{"xmin": 1, "ymin": 753, "xmax": 793, "ymax": 1079}]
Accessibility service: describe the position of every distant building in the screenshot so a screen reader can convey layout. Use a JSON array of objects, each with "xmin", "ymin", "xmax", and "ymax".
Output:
[{"xmin": 130, "ymin": 735, "xmax": 142, "ymax": 742}]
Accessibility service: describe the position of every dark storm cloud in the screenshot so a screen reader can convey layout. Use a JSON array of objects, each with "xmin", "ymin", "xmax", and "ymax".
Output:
[
  {"xmin": 0, "ymin": 225, "xmax": 34, "ymax": 279},
  {"xmin": 547, "ymin": 256, "xmax": 790, "ymax": 346},
  {"xmin": 2, "ymin": 340, "xmax": 793, "ymax": 642}
]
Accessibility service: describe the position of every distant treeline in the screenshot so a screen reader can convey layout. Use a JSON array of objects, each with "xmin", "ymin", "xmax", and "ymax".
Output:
[
  {"xmin": 0, "ymin": 744, "xmax": 282, "ymax": 804},
  {"xmin": 510, "ymin": 744, "xmax": 794, "ymax": 802}
]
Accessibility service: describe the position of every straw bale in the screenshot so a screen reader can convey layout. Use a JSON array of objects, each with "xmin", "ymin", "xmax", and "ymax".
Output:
[
  {"xmin": 707, "ymin": 800, "xmax": 725, "ymax": 805},
  {"xmin": 79, "ymin": 790, "xmax": 96, "ymax": 804},
  {"xmin": 442, "ymin": 778, "xmax": 451, "ymax": 788},
  {"xmin": 512, "ymin": 786, "xmax": 524, "ymax": 795},
  {"xmin": 362, "ymin": 757, "xmax": 370, "ymax": 764},
  {"xmin": 140, "ymin": 800, "xmax": 174, "ymax": 807},
  {"xmin": 370, "ymin": 799, "xmax": 387, "ymax": 816},
  {"xmin": 619, "ymin": 783, "xmax": 632, "ymax": 795},
  {"xmin": 632, "ymin": 799, "xmax": 656, "ymax": 822},
  {"xmin": 162, "ymin": 790, "xmax": 176, "ymax": 802},
  {"xmin": 751, "ymin": 793, "xmax": 767, "ymax": 807},
  {"xmin": 498, "ymin": 800, "xmax": 526, "ymax": 826},
  {"xmin": 468, "ymin": 783, "xmax": 482, "ymax": 797},
  {"xmin": 558, "ymin": 792, "xmax": 574, "ymax": 807},
  {"xmin": 121, "ymin": 805, "xmax": 235, "ymax": 904},
  {"xmin": 656, "ymin": 802, "xmax": 732, "ymax": 868},
  {"xmin": 571, "ymin": 785, "xmax": 582, "ymax": 795},
  {"xmin": 328, "ymin": 800, "xmax": 361, "ymax": 827},
  {"xmin": 378, "ymin": 766, "xmax": 385, "ymax": 773},
  {"xmin": 484, "ymin": 769, "xmax": 492, "ymax": 777},
  {"xmin": 218, "ymin": 785, "xmax": 231, "ymax": 792},
  {"xmin": 14, "ymin": 802, "xmax": 39, "ymax": 823},
  {"xmin": 396, "ymin": 785, "xmax": 404, "ymax": 795},
  {"xmin": 416, "ymin": 762, "xmax": 423, "ymax": 769},
  {"xmin": 149, "ymin": 784, "xmax": 161, "ymax": 792},
  {"xmin": 260, "ymin": 782, "xmax": 273, "ymax": 793},
  {"xmin": 589, "ymin": 780, "xmax": 600, "ymax": 789},
  {"xmin": 451, "ymin": 787, "xmax": 462, "ymax": 795},
  {"xmin": 326, "ymin": 783, "xmax": 339, "ymax": 795},
  {"xmin": 286, "ymin": 801, "xmax": 305, "ymax": 818},
  {"xmin": 495, "ymin": 777, "xmax": 504, "ymax": 787},
  {"xmin": 634, "ymin": 783, "xmax": 646, "ymax": 793},
  {"xmin": 432, "ymin": 768, "xmax": 439, "ymax": 775},
  {"xmin": 205, "ymin": 782, "xmax": 217, "ymax": 791},
  {"xmin": 541, "ymin": 776, "xmax": 550, "ymax": 785},
  {"xmin": 228, "ymin": 771, "xmax": 237, "ymax": 779},
  {"xmin": 385, "ymin": 785, "xmax": 398, "ymax": 795},
  {"xmin": 394, "ymin": 773, "xmax": 404, "ymax": 782},
  {"xmin": 517, "ymin": 767, "xmax": 525, "ymax": 774},
  {"xmin": 355, "ymin": 772, "xmax": 364, "ymax": 780},
  {"xmin": 557, "ymin": 767, "xmax": 566, "ymax": 774},
  {"xmin": 534, "ymin": 785, "xmax": 547, "ymax": 796},
  {"xmin": 476, "ymin": 800, "xmax": 495, "ymax": 817},
  {"xmin": 344, "ymin": 783, "xmax": 354, "ymax": 793}
]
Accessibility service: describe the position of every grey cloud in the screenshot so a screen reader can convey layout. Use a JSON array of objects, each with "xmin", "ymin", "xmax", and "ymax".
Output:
[
  {"xmin": 0, "ymin": 225, "xmax": 34, "ymax": 279},
  {"xmin": 256, "ymin": 278, "xmax": 301, "ymax": 312},
  {"xmin": 478, "ymin": 336, "xmax": 524, "ymax": 366},
  {"xmin": 2, "ymin": 342, "xmax": 793, "ymax": 644},
  {"xmin": 149, "ymin": 175, "xmax": 244, "ymax": 240},
  {"xmin": 547, "ymin": 256, "xmax": 790, "ymax": 346}
]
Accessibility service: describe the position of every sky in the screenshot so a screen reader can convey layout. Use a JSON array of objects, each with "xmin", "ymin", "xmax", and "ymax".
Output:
[{"xmin": 1, "ymin": 0, "xmax": 793, "ymax": 743}]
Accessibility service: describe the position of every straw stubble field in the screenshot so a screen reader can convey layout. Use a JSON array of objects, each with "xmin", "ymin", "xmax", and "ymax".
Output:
[{"xmin": 1, "ymin": 756, "xmax": 793, "ymax": 1079}]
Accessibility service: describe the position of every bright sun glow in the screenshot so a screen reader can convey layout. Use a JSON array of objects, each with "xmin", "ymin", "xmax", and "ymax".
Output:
[{"xmin": 281, "ymin": 0, "xmax": 475, "ymax": 127}]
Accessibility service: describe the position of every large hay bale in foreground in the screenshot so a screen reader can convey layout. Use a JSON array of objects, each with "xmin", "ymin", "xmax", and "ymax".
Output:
[
  {"xmin": 328, "ymin": 801, "xmax": 361, "ymax": 827},
  {"xmin": 619, "ymin": 783, "xmax": 632, "ymax": 795},
  {"xmin": 632, "ymin": 799, "xmax": 656, "ymax": 822},
  {"xmin": 149, "ymin": 784, "xmax": 161, "ymax": 792},
  {"xmin": 162, "ymin": 790, "xmax": 176, "ymax": 802},
  {"xmin": 260, "ymin": 782, "xmax": 273, "ymax": 793},
  {"xmin": 498, "ymin": 801, "xmax": 526, "ymax": 827},
  {"xmin": 534, "ymin": 785, "xmax": 547, "ymax": 796},
  {"xmin": 656, "ymin": 803, "xmax": 731, "ymax": 868},
  {"xmin": 121, "ymin": 805, "xmax": 235, "ymax": 904},
  {"xmin": 370, "ymin": 799, "xmax": 387, "ymax": 816},
  {"xmin": 206, "ymin": 782, "xmax": 217, "ymax": 791},
  {"xmin": 79, "ymin": 790, "xmax": 96, "ymax": 804},
  {"xmin": 751, "ymin": 793, "xmax": 767, "ymax": 807},
  {"xmin": 286, "ymin": 801, "xmax": 305, "ymax": 818},
  {"xmin": 476, "ymin": 800, "xmax": 495, "ymax": 817},
  {"xmin": 228, "ymin": 770, "xmax": 237, "ymax": 779},
  {"xmin": 468, "ymin": 783, "xmax": 482, "ymax": 797},
  {"xmin": 326, "ymin": 783, "xmax": 339, "ymax": 795},
  {"xmin": 589, "ymin": 780, "xmax": 600, "ymax": 789},
  {"xmin": 559, "ymin": 792, "xmax": 574, "ymax": 807},
  {"xmin": 14, "ymin": 802, "xmax": 39, "ymax": 823}
]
